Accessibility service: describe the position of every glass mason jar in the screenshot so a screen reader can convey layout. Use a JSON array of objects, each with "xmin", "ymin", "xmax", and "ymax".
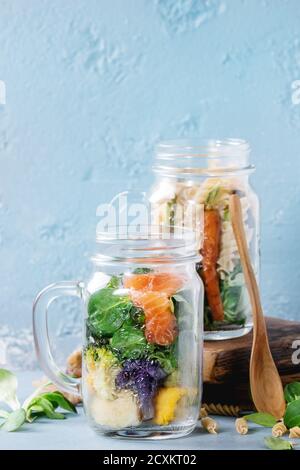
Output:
[
  {"xmin": 149, "ymin": 139, "xmax": 259, "ymax": 340},
  {"xmin": 33, "ymin": 227, "xmax": 203, "ymax": 439}
]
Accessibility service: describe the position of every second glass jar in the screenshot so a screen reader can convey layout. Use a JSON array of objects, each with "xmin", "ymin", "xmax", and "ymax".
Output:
[{"xmin": 149, "ymin": 139, "xmax": 260, "ymax": 340}]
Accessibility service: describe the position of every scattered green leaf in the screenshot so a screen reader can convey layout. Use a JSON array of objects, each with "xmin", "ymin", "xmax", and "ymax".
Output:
[
  {"xmin": 284, "ymin": 382, "xmax": 300, "ymax": 404},
  {"xmin": 0, "ymin": 369, "xmax": 20, "ymax": 410},
  {"xmin": 27, "ymin": 396, "xmax": 65, "ymax": 420},
  {"xmin": 22, "ymin": 380, "xmax": 52, "ymax": 410},
  {"xmin": 284, "ymin": 399, "xmax": 300, "ymax": 429},
  {"xmin": 25, "ymin": 391, "xmax": 77, "ymax": 422},
  {"xmin": 36, "ymin": 392, "xmax": 77, "ymax": 414},
  {"xmin": 1, "ymin": 408, "xmax": 26, "ymax": 432},
  {"xmin": 264, "ymin": 436, "xmax": 293, "ymax": 451},
  {"xmin": 25, "ymin": 404, "xmax": 44, "ymax": 422},
  {"xmin": 244, "ymin": 412, "xmax": 277, "ymax": 427},
  {"xmin": 0, "ymin": 369, "xmax": 77, "ymax": 432}
]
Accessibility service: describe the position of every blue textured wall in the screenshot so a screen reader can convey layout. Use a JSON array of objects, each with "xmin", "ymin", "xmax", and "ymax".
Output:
[{"xmin": 0, "ymin": 0, "xmax": 300, "ymax": 368}]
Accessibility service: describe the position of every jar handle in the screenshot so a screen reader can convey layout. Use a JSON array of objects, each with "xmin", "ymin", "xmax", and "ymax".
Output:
[{"xmin": 33, "ymin": 281, "xmax": 83, "ymax": 397}]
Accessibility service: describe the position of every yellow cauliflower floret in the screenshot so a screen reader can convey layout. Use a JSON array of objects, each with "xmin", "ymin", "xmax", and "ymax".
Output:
[{"xmin": 154, "ymin": 387, "xmax": 186, "ymax": 425}]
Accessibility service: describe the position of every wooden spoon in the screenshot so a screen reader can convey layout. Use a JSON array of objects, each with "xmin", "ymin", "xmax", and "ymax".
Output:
[{"xmin": 229, "ymin": 193, "xmax": 286, "ymax": 419}]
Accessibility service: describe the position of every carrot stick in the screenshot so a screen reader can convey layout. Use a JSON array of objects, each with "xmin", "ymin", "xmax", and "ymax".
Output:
[{"xmin": 201, "ymin": 209, "xmax": 224, "ymax": 322}]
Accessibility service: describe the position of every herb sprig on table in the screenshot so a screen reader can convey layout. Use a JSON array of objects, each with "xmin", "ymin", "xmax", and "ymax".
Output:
[
  {"xmin": 264, "ymin": 436, "xmax": 294, "ymax": 451},
  {"xmin": 241, "ymin": 381, "xmax": 300, "ymax": 450},
  {"xmin": 0, "ymin": 369, "xmax": 77, "ymax": 432}
]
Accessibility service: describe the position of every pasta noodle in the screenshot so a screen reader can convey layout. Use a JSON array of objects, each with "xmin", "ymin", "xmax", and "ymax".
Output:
[
  {"xmin": 199, "ymin": 407, "xmax": 208, "ymax": 418},
  {"xmin": 151, "ymin": 177, "xmax": 253, "ymax": 277},
  {"xmin": 235, "ymin": 417, "xmax": 248, "ymax": 435},
  {"xmin": 289, "ymin": 426, "xmax": 300, "ymax": 438},
  {"xmin": 272, "ymin": 421, "xmax": 288, "ymax": 437},
  {"xmin": 201, "ymin": 416, "xmax": 218, "ymax": 434},
  {"xmin": 202, "ymin": 402, "xmax": 241, "ymax": 417}
]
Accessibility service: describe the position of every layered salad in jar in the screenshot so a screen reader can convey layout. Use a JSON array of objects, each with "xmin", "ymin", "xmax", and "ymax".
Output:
[
  {"xmin": 150, "ymin": 177, "xmax": 258, "ymax": 337},
  {"xmin": 83, "ymin": 268, "xmax": 200, "ymax": 435}
]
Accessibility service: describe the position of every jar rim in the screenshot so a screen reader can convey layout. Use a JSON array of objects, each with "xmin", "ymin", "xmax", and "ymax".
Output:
[
  {"xmin": 92, "ymin": 225, "xmax": 200, "ymax": 265},
  {"xmin": 154, "ymin": 138, "xmax": 254, "ymax": 177},
  {"xmin": 156, "ymin": 138, "xmax": 250, "ymax": 154}
]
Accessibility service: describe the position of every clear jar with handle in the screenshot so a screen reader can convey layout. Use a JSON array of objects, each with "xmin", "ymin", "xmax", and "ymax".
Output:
[{"xmin": 33, "ymin": 226, "xmax": 203, "ymax": 439}]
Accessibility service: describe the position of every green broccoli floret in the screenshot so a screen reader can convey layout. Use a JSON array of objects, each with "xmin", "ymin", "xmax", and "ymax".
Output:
[
  {"xmin": 85, "ymin": 345, "xmax": 119, "ymax": 369},
  {"xmin": 85, "ymin": 346, "xmax": 120, "ymax": 400}
]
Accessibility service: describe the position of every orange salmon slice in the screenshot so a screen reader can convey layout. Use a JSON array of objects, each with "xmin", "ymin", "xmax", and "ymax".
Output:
[
  {"xmin": 124, "ymin": 272, "xmax": 184, "ymax": 296},
  {"xmin": 131, "ymin": 291, "xmax": 177, "ymax": 346}
]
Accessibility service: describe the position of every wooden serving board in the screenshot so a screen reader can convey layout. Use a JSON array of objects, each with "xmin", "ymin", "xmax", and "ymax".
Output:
[{"xmin": 203, "ymin": 317, "xmax": 300, "ymax": 410}]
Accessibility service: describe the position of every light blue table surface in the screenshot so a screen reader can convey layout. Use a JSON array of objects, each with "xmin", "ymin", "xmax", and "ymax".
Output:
[{"xmin": 0, "ymin": 371, "xmax": 285, "ymax": 451}]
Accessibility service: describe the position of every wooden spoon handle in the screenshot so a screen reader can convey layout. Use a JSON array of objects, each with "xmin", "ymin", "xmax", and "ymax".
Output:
[
  {"xmin": 229, "ymin": 193, "xmax": 266, "ymax": 337},
  {"xmin": 229, "ymin": 193, "xmax": 286, "ymax": 419}
]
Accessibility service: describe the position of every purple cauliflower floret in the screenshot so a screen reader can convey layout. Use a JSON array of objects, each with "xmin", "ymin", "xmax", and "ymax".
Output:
[{"xmin": 115, "ymin": 359, "xmax": 167, "ymax": 420}]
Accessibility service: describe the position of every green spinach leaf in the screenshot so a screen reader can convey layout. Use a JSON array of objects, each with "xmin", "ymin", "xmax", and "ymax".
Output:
[
  {"xmin": 129, "ymin": 305, "xmax": 145, "ymax": 326},
  {"xmin": 149, "ymin": 344, "xmax": 178, "ymax": 375},
  {"xmin": 88, "ymin": 288, "xmax": 132, "ymax": 337},
  {"xmin": 110, "ymin": 321, "xmax": 150, "ymax": 360}
]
